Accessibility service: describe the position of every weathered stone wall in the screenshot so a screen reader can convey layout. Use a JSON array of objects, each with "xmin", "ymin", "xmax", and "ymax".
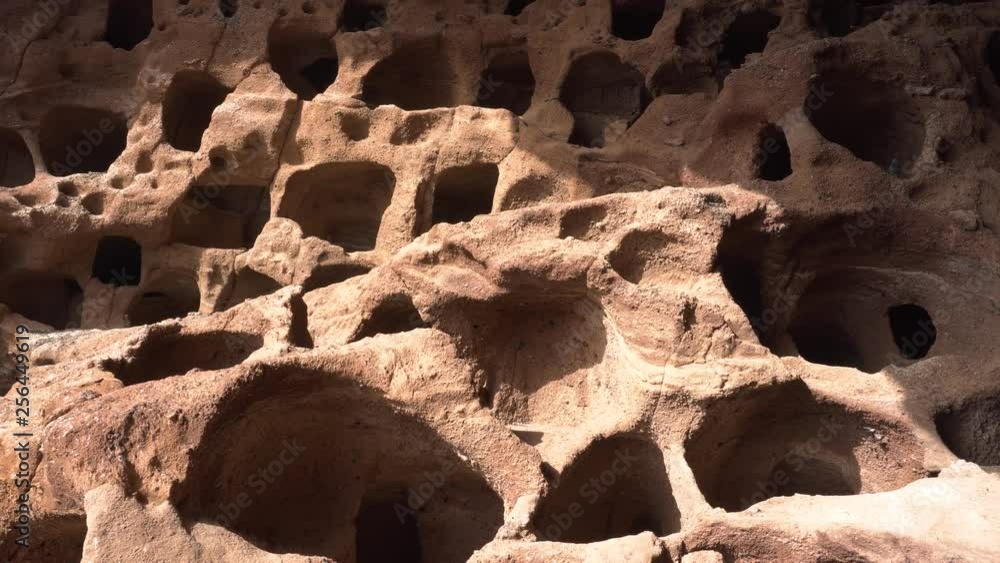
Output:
[{"xmin": 0, "ymin": 0, "xmax": 999, "ymax": 561}]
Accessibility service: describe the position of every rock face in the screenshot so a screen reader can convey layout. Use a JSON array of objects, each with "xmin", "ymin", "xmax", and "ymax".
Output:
[{"xmin": 1, "ymin": 0, "xmax": 999, "ymax": 561}]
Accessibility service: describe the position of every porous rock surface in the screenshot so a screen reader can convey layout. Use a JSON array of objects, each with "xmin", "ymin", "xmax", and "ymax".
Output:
[{"xmin": 1, "ymin": 0, "xmax": 999, "ymax": 561}]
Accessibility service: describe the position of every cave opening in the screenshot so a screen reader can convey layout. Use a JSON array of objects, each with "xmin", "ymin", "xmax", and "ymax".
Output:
[
  {"xmin": 477, "ymin": 51, "xmax": 535, "ymax": 116},
  {"xmin": 717, "ymin": 11, "xmax": 780, "ymax": 84},
  {"xmin": 106, "ymin": 0, "xmax": 153, "ymax": 50},
  {"xmin": 0, "ymin": 128, "xmax": 35, "ymax": 188},
  {"xmin": 40, "ymin": 107, "xmax": 127, "ymax": 176},
  {"xmin": 92, "ymin": 236, "xmax": 142, "ymax": 286},
  {"xmin": 559, "ymin": 52, "xmax": 648, "ymax": 148},
  {"xmin": 888, "ymin": 304, "xmax": 936, "ymax": 360},
  {"xmin": 163, "ymin": 71, "xmax": 232, "ymax": 152},
  {"xmin": 756, "ymin": 124, "xmax": 792, "ymax": 181},
  {"xmin": 355, "ymin": 490, "xmax": 424, "ymax": 563},
  {"xmin": 427, "ymin": 163, "xmax": 499, "ymax": 229},
  {"xmin": 611, "ymin": 0, "xmax": 666, "ymax": 41}
]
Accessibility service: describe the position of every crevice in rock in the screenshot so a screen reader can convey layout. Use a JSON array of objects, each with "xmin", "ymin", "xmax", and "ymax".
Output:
[
  {"xmin": 103, "ymin": 329, "xmax": 263, "ymax": 385},
  {"xmin": 163, "ymin": 71, "xmax": 232, "ymax": 152},
  {"xmin": 0, "ymin": 128, "xmax": 35, "ymax": 187},
  {"xmin": 560, "ymin": 52, "xmax": 649, "ymax": 148},
  {"xmin": 40, "ymin": 107, "xmax": 127, "ymax": 176},
  {"xmin": 935, "ymin": 396, "xmax": 1000, "ymax": 466},
  {"xmin": 278, "ymin": 161, "xmax": 395, "ymax": 251},
  {"xmin": 714, "ymin": 211, "xmax": 769, "ymax": 344},
  {"xmin": 289, "ymin": 293, "xmax": 314, "ymax": 348},
  {"xmin": 268, "ymin": 28, "xmax": 338, "ymax": 100},
  {"xmin": 0, "ymin": 33, "xmax": 37, "ymax": 99},
  {"xmin": 987, "ymin": 32, "xmax": 1000, "ymax": 87},
  {"xmin": 106, "ymin": 0, "xmax": 153, "ymax": 50},
  {"xmin": 170, "ymin": 184, "xmax": 270, "ymax": 249},
  {"xmin": 477, "ymin": 50, "xmax": 535, "ymax": 116},
  {"xmin": 611, "ymin": 0, "xmax": 665, "ymax": 41},
  {"xmin": 533, "ymin": 434, "xmax": 680, "ymax": 542},
  {"xmin": 362, "ymin": 37, "xmax": 458, "ymax": 110},
  {"xmin": 92, "ymin": 236, "xmax": 142, "ymax": 286},
  {"xmin": 685, "ymin": 379, "xmax": 926, "ymax": 511}
]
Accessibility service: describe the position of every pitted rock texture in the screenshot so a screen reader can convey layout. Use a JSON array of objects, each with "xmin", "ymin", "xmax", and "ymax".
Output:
[{"xmin": 1, "ymin": 0, "xmax": 1000, "ymax": 562}]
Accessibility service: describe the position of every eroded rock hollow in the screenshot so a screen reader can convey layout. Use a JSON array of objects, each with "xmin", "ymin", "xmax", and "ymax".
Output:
[{"xmin": 0, "ymin": 0, "xmax": 999, "ymax": 562}]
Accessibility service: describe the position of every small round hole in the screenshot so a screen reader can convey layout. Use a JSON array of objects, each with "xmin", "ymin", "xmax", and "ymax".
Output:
[
  {"xmin": 888, "ymin": 304, "xmax": 936, "ymax": 360},
  {"xmin": 219, "ymin": 0, "xmax": 238, "ymax": 17},
  {"xmin": 14, "ymin": 193, "xmax": 41, "ymax": 207},
  {"xmin": 57, "ymin": 181, "xmax": 78, "ymax": 197},
  {"xmin": 82, "ymin": 193, "xmax": 105, "ymax": 215},
  {"xmin": 210, "ymin": 156, "xmax": 228, "ymax": 170}
]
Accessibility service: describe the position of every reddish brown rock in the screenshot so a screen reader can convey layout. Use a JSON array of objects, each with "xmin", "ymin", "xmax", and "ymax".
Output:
[{"xmin": 1, "ymin": 1, "xmax": 999, "ymax": 562}]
